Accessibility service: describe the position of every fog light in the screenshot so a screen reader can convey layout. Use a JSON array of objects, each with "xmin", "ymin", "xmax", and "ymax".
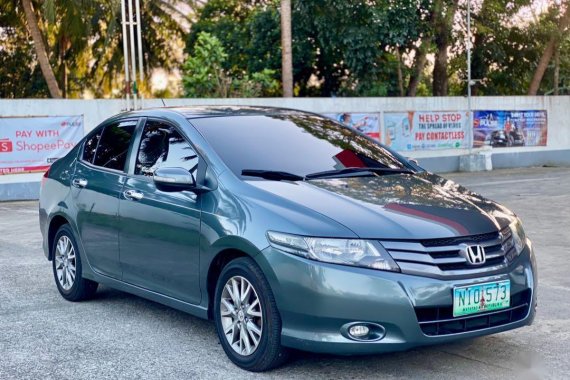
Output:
[
  {"xmin": 348, "ymin": 324, "xmax": 370, "ymax": 338},
  {"xmin": 341, "ymin": 322, "xmax": 386, "ymax": 342}
]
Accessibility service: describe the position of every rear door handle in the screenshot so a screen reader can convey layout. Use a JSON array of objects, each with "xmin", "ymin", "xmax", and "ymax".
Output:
[
  {"xmin": 123, "ymin": 189, "xmax": 144, "ymax": 201},
  {"xmin": 72, "ymin": 178, "xmax": 88, "ymax": 188}
]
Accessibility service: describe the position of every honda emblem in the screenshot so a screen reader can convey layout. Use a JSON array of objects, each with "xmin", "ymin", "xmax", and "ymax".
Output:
[{"xmin": 461, "ymin": 244, "xmax": 486, "ymax": 265}]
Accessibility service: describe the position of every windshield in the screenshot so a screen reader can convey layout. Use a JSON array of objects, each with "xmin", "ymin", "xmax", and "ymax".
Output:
[{"xmin": 190, "ymin": 113, "xmax": 411, "ymax": 178}]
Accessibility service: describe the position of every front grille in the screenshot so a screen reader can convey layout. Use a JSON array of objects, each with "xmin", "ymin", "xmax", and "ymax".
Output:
[
  {"xmin": 421, "ymin": 231, "xmax": 499, "ymax": 247},
  {"xmin": 381, "ymin": 227, "xmax": 515, "ymax": 278},
  {"xmin": 415, "ymin": 289, "xmax": 531, "ymax": 336}
]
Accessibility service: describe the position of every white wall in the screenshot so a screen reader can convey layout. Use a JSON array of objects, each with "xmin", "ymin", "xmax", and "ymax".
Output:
[
  {"xmin": 1, "ymin": 96, "xmax": 569, "ymax": 188},
  {"xmin": 2, "ymin": 96, "xmax": 568, "ymax": 147}
]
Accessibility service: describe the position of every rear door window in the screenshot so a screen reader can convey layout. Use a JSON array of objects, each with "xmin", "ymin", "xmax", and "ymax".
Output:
[
  {"xmin": 92, "ymin": 121, "xmax": 137, "ymax": 171},
  {"xmin": 82, "ymin": 130, "xmax": 102, "ymax": 163}
]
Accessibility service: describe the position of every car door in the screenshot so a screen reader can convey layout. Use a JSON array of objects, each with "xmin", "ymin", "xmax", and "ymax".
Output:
[
  {"xmin": 72, "ymin": 119, "xmax": 138, "ymax": 279},
  {"xmin": 118, "ymin": 118, "xmax": 202, "ymax": 304}
]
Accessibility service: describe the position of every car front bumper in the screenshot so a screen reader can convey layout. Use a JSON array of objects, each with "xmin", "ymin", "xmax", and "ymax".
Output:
[{"xmin": 256, "ymin": 240, "xmax": 537, "ymax": 355}]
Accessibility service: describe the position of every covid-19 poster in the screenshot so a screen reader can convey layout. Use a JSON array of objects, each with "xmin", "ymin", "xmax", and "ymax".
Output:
[{"xmin": 383, "ymin": 111, "xmax": 470, "ymax": 151}]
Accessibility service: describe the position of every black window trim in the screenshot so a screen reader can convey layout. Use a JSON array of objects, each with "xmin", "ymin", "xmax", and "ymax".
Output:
[{"xmin": 78, "ymin": 117, "xmax": 141, "ymax": 175}]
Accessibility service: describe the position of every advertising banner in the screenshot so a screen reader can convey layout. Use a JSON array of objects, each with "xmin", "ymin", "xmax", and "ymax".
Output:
[
  {"xmin": 324, "ymin": 113, "xmax": 381, "ymax": 140},
  {"xmin": 383, "ymin": 111, "xmax": 469, "ymax": 151},
  {"xmin": 0, "ymin": 116, "xmax": 84, "ymax": 175},
  {"xmin": 473, "ymin": 110, "xmax": 547, "ymax": 148}
]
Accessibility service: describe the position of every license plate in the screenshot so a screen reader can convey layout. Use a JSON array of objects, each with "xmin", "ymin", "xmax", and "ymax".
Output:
[{"xmin": 453, "ymin": 280, "xmax": 510, "ymax": 317}]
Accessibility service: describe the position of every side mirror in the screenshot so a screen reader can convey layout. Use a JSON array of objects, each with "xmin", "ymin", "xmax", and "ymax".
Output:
[{"xmin": 153, "ymin": 167, "xmax": 197, "ymax": 192}]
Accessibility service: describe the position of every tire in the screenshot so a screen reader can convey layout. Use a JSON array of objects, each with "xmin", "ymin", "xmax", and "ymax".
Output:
[
  {"xmin": 52, "ymin": 224, "xmax": 98, "ymax": 301},
  {"xmin": 213, "ymin": 257, "xmax": 289, "ymax": 372}
]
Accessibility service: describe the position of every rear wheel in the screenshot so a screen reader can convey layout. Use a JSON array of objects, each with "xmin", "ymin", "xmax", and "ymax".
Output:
[
  {"xmin": 213, "ymin": 257, "xmax": 289, "ymax": 372},
  {"xmin": 52, "ymin": 224, "xmax": 98, "ymax": 301}
]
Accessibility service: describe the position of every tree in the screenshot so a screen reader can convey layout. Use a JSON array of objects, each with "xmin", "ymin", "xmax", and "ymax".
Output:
[
  {"xmin": 85, "ymin": 0, "xmax": 194, "ymax": 97},
  {"xmin": 1, "ymin": 0, "xmax": 197, "ymax": 98},
  {"xmin": 186, "ymin": 0, "xmax": 312, "ymax": 95},
  {"xmin": 296, "ymin": 0, "xmax": 427, "ymax": 96},
  {"xmin": 528, "ymin": 2, "xmax": 570, "ymax": 95},
  {"xmin": 0, "ymin": 5, "xmax": 48, "ymax": 97},
  {"xmin": 21, "ymin": 0, "xmax": 62, "ymax": 98},
  {"xmin": 280, "ymin": 0, "xmax": 293, "ymax": 97},
  {"xmin": 407, "ymin": 39, "xmax": 429, "ymax": 97},
  {"xmin": 186, "ymin": 0, "xmax": 436, "ymax": 97},
  {"xmin": 183, "ymin": 32, "xmax": 229, "ymax": 97},
  {"xmin": 467, "ymin": 0, "xmax": 532, "ymax": 96},
  {"xmin": 432, "ymin": 0, "xmax": 459, "ymax": 96},
  {"xmin": 182, "ymin": 32, "xmax": 278, "ymax": 97},
  {"xmin": 41, "ymin": 0, "xmax": 97, "ymax": 97}
]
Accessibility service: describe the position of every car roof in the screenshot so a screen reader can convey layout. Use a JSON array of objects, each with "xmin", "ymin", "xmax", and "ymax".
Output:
[{"xmin": 120, "ymin": 105, "xmax": 308, "ymax": 120}]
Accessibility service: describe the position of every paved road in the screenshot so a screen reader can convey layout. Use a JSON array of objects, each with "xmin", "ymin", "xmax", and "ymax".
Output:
[{"xmin": 1, "ymin": 167, "xmax": 569, "ymax": 379}]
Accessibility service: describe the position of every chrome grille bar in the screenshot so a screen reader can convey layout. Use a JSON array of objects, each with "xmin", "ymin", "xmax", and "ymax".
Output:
[{"xmin": 381, "ymin": 228, "xmax": 514, "ymax": 278}]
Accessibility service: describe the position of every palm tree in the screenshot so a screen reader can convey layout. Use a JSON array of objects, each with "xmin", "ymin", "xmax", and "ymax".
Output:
[
  {"xmin": 87, "ymin": 0, "xmax": 195, "ymax": 97},
  {"xmin": 4, "ymin": 0, "xmax": 198, "ymax": 98},
  {"xmin": 42, "ymin": 0, "xmax": 96, "ymax": 98},
  {"xmin": 21, "ymin": 0, "xmax": 62, "ymax": 98},
  {"xmin": 280, "ymin": 0, "xmax": 293, "ymax": 97}
]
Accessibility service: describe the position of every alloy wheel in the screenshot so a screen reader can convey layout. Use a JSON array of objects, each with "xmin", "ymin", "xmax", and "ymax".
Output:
[
  {"xmin": 220, "ymin": 276, "xmax": 263, "ymax": 356},
  {"xmin": 54, "ymin": 235, "xmax": 77, "ymax": 291}
]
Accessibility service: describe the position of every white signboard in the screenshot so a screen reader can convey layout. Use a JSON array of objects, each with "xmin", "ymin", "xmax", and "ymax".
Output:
[{"xmin": 0, "ymin": 116, "xmax": 84, "ymax": 175}]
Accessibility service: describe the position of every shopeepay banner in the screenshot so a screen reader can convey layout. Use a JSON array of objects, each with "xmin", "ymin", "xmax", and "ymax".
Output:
[
  {"xmin": 383, "ymin": 111, "xmax": 469, "ymax": 151},
  {"xmin": 0, "ymin": 116, "xmax": 84, "ymax": 175}
]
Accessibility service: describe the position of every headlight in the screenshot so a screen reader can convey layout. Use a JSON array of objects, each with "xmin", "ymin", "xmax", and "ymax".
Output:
[
  {"xmin": 266, "ymin": 231, "xmax": 400, "ymax": 272},
  {"xmin": 508, "ymin": 219, "xmax": 527, "ymax": 257}
]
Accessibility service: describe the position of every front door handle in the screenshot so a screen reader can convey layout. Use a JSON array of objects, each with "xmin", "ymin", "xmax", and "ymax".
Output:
[
  {"xmin": 72, "ymin": 178, "xmax": 88, "ymax": 188},
  {"xmin": 123, "ymin": 189, "xmax": 144, "ymax": 201}
]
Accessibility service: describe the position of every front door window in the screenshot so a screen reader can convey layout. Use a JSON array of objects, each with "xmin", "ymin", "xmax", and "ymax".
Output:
[{"xmin": 135, "ymin": 121, "xmax": 198, "ymax": 181}]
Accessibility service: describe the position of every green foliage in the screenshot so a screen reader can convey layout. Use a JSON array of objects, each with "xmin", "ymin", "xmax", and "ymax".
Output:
[
  {"xmin": 452, "ymin": 0, "xmax": 535, "ymax": 95},
  {"xmin": 296, "ymin": 0, "xmax": 428, "ymax": 95},
  {"xmin": 0, "ymin": 0, "xmax": 193, "ymax": 98},
  {"xmin": 186, "ymin": 0, "xmax": 426, "ymax": 96},
  {"xmin": 183, "ymin": 32, "xmax": 228, "ymax": 97},
  {"xmin": 2, "ymin": 0, "xmax": 570, "ymax": 98},
  {"xmin": 232, "ymin": 69, "xmax": 280, "ymax": 97},
  {"xmin": 85, "ymin": 0, "xmax": 190, "ymax": 97},
  {"xmin": 447, "ymin": 0, "xmax": 570, "ymax": 96},
  {"xmin": 0, "ymin": 9, "xmax": 49, "ymax": 98},
  {"xmin": 182, "ymin": 32, "xmax": 279, "ymax": 97},
  {"xmin": 185, "ymin": 1, "xmax": 300, "ymax": 95}
]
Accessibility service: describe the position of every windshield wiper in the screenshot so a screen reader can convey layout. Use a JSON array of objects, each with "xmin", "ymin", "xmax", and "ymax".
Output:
[
  {"xmin": 242, "ymin": 169, "xmax": 304, "ymax": 181},
  {"xmin": 305, "ymin": 167, "xmax": 414, "ymax": 180},
  {"xmin": 242, "ymin": 167, "xmax": 414, "ymax": 181}
]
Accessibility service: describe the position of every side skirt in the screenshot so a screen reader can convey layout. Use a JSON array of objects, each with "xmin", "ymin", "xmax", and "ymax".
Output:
[{"xmin": 86, "ymin": 271, "xmax": 210, "ymax": 320}]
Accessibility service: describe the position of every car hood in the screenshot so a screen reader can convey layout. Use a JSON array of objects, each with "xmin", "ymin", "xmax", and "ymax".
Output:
[{"xmin": 245, "ymin": 172, "xmax": 516, "ymax": 239}]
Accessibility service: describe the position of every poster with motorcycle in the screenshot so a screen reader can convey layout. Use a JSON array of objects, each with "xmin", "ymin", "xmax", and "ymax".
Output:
[
  {"xmin": 383, "ymin": 111, "xmax": 470, "ymax": 151},
  {"xmin": 472, "ymin": 110, "xmax": 547, "ymax": 148}
]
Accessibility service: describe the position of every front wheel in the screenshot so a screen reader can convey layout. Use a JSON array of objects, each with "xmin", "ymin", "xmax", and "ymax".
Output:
[
  {"xmin": 213, "ymin": 257, "xmax": 289, "ymax": 372},
  {"xmin": 52, "ymin": 224, "xmax": 98, "ymax": 301}
]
